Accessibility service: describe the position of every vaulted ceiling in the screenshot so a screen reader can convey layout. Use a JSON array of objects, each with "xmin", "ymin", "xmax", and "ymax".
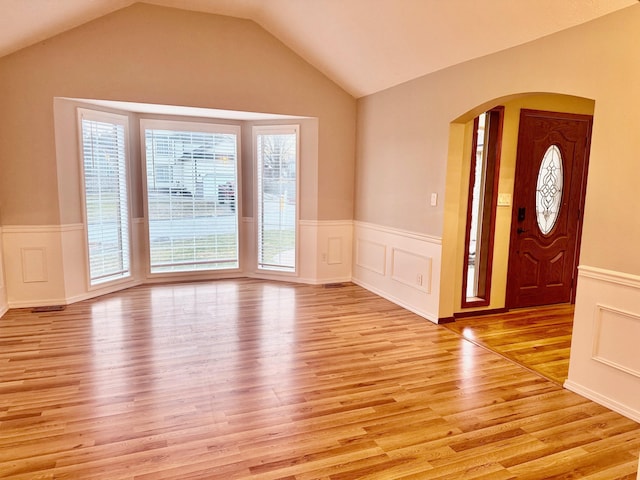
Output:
[{"xmin": 0, "ymin": 0, "xmax": 636, "ymax": 98}]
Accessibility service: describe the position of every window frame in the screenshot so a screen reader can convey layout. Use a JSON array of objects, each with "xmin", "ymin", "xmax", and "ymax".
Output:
[
  {"xmin": 253, "ymin": 124, "xmax": 300, "ymax": 275},
  {"xmin": 77, "ymin": 108, "xmax": 133, "ymax": 289},
  {"xmin": 140, "ymin": 118, "xmax": 242, "ymax": 277},
  {"xmin": 461, "ymin": 106, "xmax": 504, "ymax": 308}
]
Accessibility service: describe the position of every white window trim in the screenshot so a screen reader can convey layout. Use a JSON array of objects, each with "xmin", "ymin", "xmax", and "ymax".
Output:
[
  {"xmin": 140, "ymin": 118, "xmax": 242, "ymax": 278},
  {"xmin": 253, "ymin": 124, "xmax": 300, "ymax": 276}
]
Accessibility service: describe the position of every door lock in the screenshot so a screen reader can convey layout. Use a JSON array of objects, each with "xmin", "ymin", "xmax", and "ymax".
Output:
[{"xmin": 518, "ymin": 207, "xmax": 526, "ymax": 222}]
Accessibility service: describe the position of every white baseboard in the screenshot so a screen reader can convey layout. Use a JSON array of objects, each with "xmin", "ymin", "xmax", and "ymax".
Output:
[
  {"xmin": 8, "ymin": 282, "xmax": 142, "ymax": 309},
  {"xmin": 296, "ymin": 275, "xmax": 353, "ymax": 285},
  {"xmin": 352, "ymin": 278, "xmax": 438, "ymax": 323},
  {"xmin": 564, "ymin": 379, "xmax": 640, "ymax": 423},
  {"xmin": 244, "ymin": 270, "xmax": 352, "ymax": 286},
  {"xmin": 8, "ymin": 297, "xmax": 70, "ymax": 309},
  {"xmin": 64, "ymin": 279, "xmax": 144, "ymax": 306}
]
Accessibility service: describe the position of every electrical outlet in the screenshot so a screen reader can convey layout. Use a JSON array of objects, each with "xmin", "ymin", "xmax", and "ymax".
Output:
[
  {"xmin": 322, "ymin": 253, "xmax": 327, "ymax": 262},
  {"xmin": 416, "ymin": 273, "xmax": 423, "ymax": 285}
]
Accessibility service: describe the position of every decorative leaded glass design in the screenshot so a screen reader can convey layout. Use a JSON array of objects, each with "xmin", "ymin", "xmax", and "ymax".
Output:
[{"xmin": 536, "ymin": 145, "xmax": 563, "ymax": 235}]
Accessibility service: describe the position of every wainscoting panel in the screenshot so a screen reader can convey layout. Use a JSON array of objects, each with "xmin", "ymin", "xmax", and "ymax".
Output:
[
  {"xmin": 353, "ymin": 221, "xmax": 441, "ymax": 323},
  {"xmin": 299, "ymin": 220, "xmax": 353, "ymax": 285},
  {"xmin": 592, "ymin": 304, "xmax": 640, "ymax": 379},
  {"xmin": 2, "ymin": 223, "xmax": 144, "ymax": 309},
  {"xmin": 0, "ymin": 227, "xmax": 7, "ymax": 317},
  {"xmin": 391, "ymin": 248, "xmax": 432, "ymax": 293},
  {"xmin": 242, "ymin": 219, "xmax": 352, "ymax": 285},
  {"xmin": 21, "ymin": 247, "xmax": 48, "ymax": 283},
  {"xmin": 565, "ymin": 266, "xmax": 640, "ymax": 422},
  {"xmin": 356, "ymin": 239, "xmax": 386, "ymax": 275},
  {"xmin": 2, "ymin": 225, "xmax": 67, "ymax": 307},
  {"xmin": 1, "ymin": 220, "xmax": 353, "ymax": 309},
  {"xmin": 327, "ymin": 237, "xmax": 342, "ymax": 265}
]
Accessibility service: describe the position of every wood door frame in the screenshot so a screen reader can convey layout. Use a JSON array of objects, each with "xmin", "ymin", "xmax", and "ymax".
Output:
[
  {"xmin": 461, "ymin": 106, "xmax": 504, "ymax": 308},
  {"xmin": 506, "ymin": 109, "xmax": 593, "ymax": 308}
]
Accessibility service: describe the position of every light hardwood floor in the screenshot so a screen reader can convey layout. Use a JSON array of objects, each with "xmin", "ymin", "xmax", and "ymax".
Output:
[
  {"xmin": 1, "ymin": 280, "xmax": 639, "ymax": 479},
  {"xmin": 443, "ymin": 304, "xmax": 575, "ymax": 385}
]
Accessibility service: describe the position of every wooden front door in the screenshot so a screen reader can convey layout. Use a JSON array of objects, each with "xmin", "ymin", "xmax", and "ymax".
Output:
[{"xmin": 506, "ymin": 109, "xmax": 592, "ymax": 308}]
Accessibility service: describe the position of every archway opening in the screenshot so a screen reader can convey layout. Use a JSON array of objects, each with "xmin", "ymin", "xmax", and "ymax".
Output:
[{"xmin": 440, "ymin": 92, "xmax": 595, "ymax": 384}]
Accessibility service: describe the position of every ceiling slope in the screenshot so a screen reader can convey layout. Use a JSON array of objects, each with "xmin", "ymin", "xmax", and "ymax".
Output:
[{"xmin": 0, "ymin": 0, "xmax": 636, "ymax": 97}]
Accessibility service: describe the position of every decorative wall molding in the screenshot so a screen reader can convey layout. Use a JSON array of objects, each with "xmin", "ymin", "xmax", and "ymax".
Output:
[
  {"xmin": 356, "ymin": 239, "xmax": 387, "ymax": 275},
  {"xmin": 1, "ymin": 220, "xmax": 354, "ymax": 309},
  {"xmin": 391, "ymin": 247, "xmax": 432, "ymax": 293},
  {"xmin": 592, "ymin": 304, "xmax": 640, "ymax": 379},
  {"xmin": 298, "ymin": 219, "xmax": 353, "ymax": 284},
  {"xmin": 2, "ymin": 222, "xmax": 141, "ymax": 309},
  {"xmin": 578, "ymin": 265, "xmax": 640, "ymax": 289},
  {"xmin": 327, "ymin": 237, "xmax": 343, "ymax": 265},
  {"xmin": 354, "ymin": 220, "xmax": 442, "ymax": 245},
  {"xmin": 352, "ymin": 221, "xmax": 441, "ymax": 323},
  {"xmin": 21, "ymin": 247, "xmax": 48, "ymax": 283},
  {"xmin": 299, "ymin": 219, "xmax": 353, "ymax": 228},
  {"xmin": 2, "ymin": 225, "xmax": 66, "ymax": 307},
  {"xmin": 0, "ymin": 226, "xmax": 7, "ymax": 318},
  {"xmin": 2, "ymin": 223, "xmax": 84, "ymax": 234},
  {"xmin": 566, "ymin": 264, "xmax": 640, "ymax": 423}
]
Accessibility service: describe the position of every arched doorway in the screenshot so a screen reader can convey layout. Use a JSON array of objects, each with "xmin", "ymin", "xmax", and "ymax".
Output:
[{"xmin": 440, "ymin": 93, "xmax": 595, "ymax": 383}]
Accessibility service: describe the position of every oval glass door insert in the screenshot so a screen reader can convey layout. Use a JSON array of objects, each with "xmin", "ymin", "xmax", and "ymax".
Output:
[{"xmin": 536, "ymin": 145, "xmax": 563, "ymax": 235}]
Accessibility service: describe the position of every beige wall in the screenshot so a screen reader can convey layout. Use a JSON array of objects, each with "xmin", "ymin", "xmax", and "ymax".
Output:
[
  {"xmin": 355, "ymin": 4, "xmax": 640, "ymax": 281},
  {"xmin": 0, "ymin": 3, "xmax": 356, "ymax": 226},
  {"xmin": 354, "ymin": 4, "xmax": 640, "ymax": 420}
]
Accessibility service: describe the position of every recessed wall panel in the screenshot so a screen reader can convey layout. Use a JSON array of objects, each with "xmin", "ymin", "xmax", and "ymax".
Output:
[
  {"xmin": 391, "ymin": 248, "xmax": 432, "ymax": 293},
  {"xmin": 21, "ymin": 247, "xmax": 48, "ymax": 283},
  {"xmin": 327, "ymin": 237, "xmax": 342, "ymax": 265},
  {"xmin": 593, "ymin": 304, "xmax": 640, "ymax": 378},
  {"xmin": 356, "ymin": 239, "xmax": 386, "ymax": 275}
]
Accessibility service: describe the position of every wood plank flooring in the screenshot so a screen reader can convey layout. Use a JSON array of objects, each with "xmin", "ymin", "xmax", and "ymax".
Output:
[
  {"xmin": 1, "ymin": 280, "xmax": 639, "ymax": 479},
  {"xmin": 443, "ymin": 304, "xmax": 575, "ymax": 385}
]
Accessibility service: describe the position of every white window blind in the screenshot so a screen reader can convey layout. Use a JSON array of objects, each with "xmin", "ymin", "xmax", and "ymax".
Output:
[
  {"xmin": 79, "ymin": 110, "xmax": 131, "ymax": 286},
  {"xmin": 143, "ymin": 122, "xmax": 240, "ymax": 274},
  {"xmin": 255, "ymin": 126, "xmax": 298, "ymax": 272}
]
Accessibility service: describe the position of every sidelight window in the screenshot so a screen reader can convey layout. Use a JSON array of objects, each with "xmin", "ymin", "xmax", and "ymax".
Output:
[
  {"xmin": 462, "ymin": 107, "xmax": 503, "ymax": 307},
  {"xmin": 79, "ymin": 109, "xmax": 131, "ymax": 286},
  {"xmin": 255, "ymin": 126, "xmax": 299, "ymax": 273}
]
